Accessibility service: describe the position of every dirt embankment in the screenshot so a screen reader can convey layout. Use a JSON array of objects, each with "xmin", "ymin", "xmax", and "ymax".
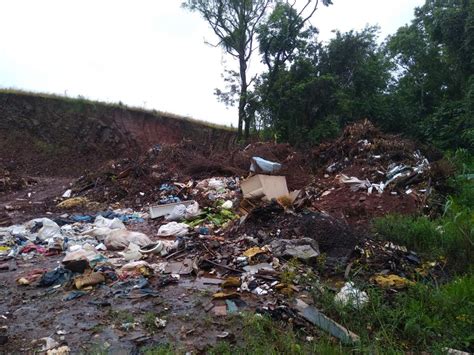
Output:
[{"xmin": 0, "ymin": 92, "xmax": 236, "ymax": 176}]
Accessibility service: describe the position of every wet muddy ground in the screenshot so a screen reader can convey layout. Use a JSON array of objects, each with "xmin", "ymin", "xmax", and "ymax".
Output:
[
  {"xmin": 0, "ymin": 254, "xmax": 253, "ymax": 353},
  {"xmin": 0, "ymin": 179, "xmax": 282, "ymax": 353}
]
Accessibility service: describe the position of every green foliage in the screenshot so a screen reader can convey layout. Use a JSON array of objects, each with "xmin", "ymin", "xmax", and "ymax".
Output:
[
  {"xmin": 186, "ymin": 206, "xmax": 237, "ymax": 228},
  {"xmin": 207, "ymin": 313, "xmax": 344, "ymax": 355},
  {"xmin": 373, "ymin": 212, "xmax": 473, "ymax": 275},
  {"xmin": 314, "ymin": 275, "xmax": 474, "ymax": 352},
  {"xmin": 307, "ymin": 115, "xmax": 341, "ymax": 144},
  {"xmin": 373, "ymin": 215, "xmax": 441, "ymax": 255},
  {"xmin": 373, "ymin": 151, "xmax": 474, "ymax": 274},
  {"xmin": 384, "ymin": 0, "xmax": 473, "ymax": 149},
  {"xmin": 257, "ymin": 2, "xmax": 318, "ymax": 73},
  {"xmin": 143, "ymin": 312, "xmax": 160, "ymax": 333},
  {"xmin": 255, "ymin": 26, "xmax": 390, "ymax": 144},
  {"xmin": 252, "ymin": 1, "xmax": 473, "ymax": 150},
  {"xmin": 141, "ymin": 344, "xmax": 174, "ymax": 355},
  {"xmin": 206, "ymin": 277, "xmax": 474, "ymax": 353}
]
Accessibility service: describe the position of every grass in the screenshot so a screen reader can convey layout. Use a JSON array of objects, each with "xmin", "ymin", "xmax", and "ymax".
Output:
[
  {"xmin": 107, "ymin": 309, "xmax": 135, "ymax": 324},
  {"xmin": 143, "ymin": 311, "xmax": 160, "ymax": 333},
  {"xmin": 0, "ymin": 87, "xmax": 235, "ymax": 131},
  {"xmin": 313, "ymin": 274, "xmax": 474, "ymax": 353},
  {"xmin": 141, "ymin": 343, "xmax": 174, "ymax": 355},
  {"xmin": 206, "ymin": 313, "xmax": 345, "ymax": 355},
  {"xmin": 348, "ymin": 149, "xmax": 474, "ymax": 352}
]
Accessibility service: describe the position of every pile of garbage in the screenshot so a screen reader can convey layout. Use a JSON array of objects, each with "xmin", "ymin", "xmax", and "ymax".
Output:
[
  {"xmin": 308, "ymin": 120, "xmax": 435, "ymax": 225},
  {"xmin": 314, "ymin": 120, "xmax": 431, "ymax": 193},
  {"xmin": 70, "ymin": 141, "xmax": 310, "ymax": 207}
]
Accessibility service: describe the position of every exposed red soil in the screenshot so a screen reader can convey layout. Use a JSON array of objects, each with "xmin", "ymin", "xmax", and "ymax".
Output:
[
  {"xmin": 312, "ymin": 182, "xmax": 420, "ymax": 227},
  {"xmin": 0, "ymin": 92, "xmax": 236, "ymax": 177}
]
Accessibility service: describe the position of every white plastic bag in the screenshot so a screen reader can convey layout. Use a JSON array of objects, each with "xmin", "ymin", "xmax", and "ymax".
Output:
[
  {"xmin": 221, "ymin": 200, "xmax": 233, "ymax": 209},
  {"xmin": 27, "ymin": 218, "xmax": 61, "ymax": 241},
  {"xmin": 250, "ymin": 157, "xmax": 282, "ymax": 173},
  {"xmin": 185, "ymin": 201, "xmax": 200, "ymax": 219},
  {"xmin": 334, "ymin": 282, "xmax": 369, "ymax": 309},
  {"xmin": 157, "ymin": 222, "xmax": 189, "ymax": 237},
  {"xmin": 94, "ymin": 215, "xmax": 125, "ymax": 230},
  {"xmin": 208, "ymin": 178, "xmax": 225, "ymax": 190},
  {"xmin": 165, "ymin": 204, "xmax": 186, "ymax": 221},
  {"xmin": 63, "ymin": 244, "xmax": 98, "ymax": 263},
  {"xmin": 119, "ymin": 242, "xmax": 143, "ymax": 261},
  {"xmin": 104, "ymin": 229, "xmax": 152, "ymax": 250}
]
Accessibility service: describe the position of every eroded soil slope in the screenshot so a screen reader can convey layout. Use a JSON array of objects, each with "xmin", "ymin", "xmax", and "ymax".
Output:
[{"xmin": 0, "ymin": 92, "xmax": 236, "ymax": 176}]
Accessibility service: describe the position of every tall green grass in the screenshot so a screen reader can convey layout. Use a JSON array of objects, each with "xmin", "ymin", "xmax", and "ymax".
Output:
[{"xmin": 313, "ymin": 274, "xmax": 474, "ymax": 352}]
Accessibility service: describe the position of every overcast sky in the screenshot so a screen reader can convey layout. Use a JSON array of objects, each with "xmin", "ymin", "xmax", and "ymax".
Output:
[{"xmin": 0, "ymin": 0, "xmax": 424, "ymax": 127}]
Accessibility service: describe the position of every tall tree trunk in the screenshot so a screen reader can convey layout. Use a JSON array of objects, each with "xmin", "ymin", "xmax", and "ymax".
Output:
[
  {"xmin": 244, "ymin": 105, "xmax": 250, "ymax": 140},
  {"xmin": 238, "ymin": 56, "xmax": 248, "ymax": 141},
  {"xmin": 237, "ymin": 91, "xmax": 245, "ymax": 140}
]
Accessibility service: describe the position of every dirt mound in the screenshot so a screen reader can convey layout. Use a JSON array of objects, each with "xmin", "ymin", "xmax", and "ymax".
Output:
[
  {"xmin": 308, "ymin": 120, "xmax": 437, "ymax": 227},
  {"xmin": 312, "ymin": 120, "xmax": 418, "ymax": 177},
  {"xmin": 233, "ymin": 203, "xmax": 359, "ymax": 259},
  {"xmin": 72, "ymin": 141, "xmax": 311, "ymax": 206}
]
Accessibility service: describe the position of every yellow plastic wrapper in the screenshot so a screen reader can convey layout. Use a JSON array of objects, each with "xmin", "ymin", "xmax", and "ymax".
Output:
[
  {"xmin": 212, "ymin": 291, "xmax": 239, "ymax": 300},
  {"xmin": 57, "ymin": 197, "xmax": 89, "ymax": 209},
  {"xmin": 243, "ymin": 247, "xmax": 265, "ymax": 258},
  {"xmin": 372, "ymin": 274, "xmax": 415, "ymax": 289},
  {"xmin": 74, "ymin": 272, "xmax": 105, "ymax": 289},
  {"xmin": 221, "ymin": 276, "xmax": 241, "ymax": 288}
]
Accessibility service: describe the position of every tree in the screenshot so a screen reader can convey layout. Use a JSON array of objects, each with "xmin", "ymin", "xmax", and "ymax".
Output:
[
  {"xmin": 386, "ymin": 0, "xmax": 473, "ymax": 149},
  {"xmin": 255, "ymin": 26, "xmax": 390, "ymax": 145},
  {"xmin": 319, "ymin": 27, "xmax": 392, "ymax": 124},
  {"xmin": 258, "ymin": 1, "xmax": 328, "ymax": 75},
  {"xmin": 183, "ymin": 0, "xmax": 273, "ymax": 140}
]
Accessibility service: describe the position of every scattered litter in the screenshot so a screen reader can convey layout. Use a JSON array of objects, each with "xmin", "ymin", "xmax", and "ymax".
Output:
[
  {"xmin": 241, "ymin": 175, "xmax": 289, "ymax": 200},
  {"xmin": 150, "ymin": 201, "xmax": 196, "ymax": 219},
  {"xmin": 39, "ymin": 337, "xmax": 59, "ymax": 352},
  {"xmin": 119, "ymin": 243, "xmax": 143, "ymax": 261},
  {"xmin": 0, "ymin": 121, "xmax": 445, "ymax": 350},
  {"xmin": 164, "ymin": 258, "xmax": 193, "ymax": 275},
  {"xmin": 140, "ymin": 240, "xmax": 178, "ymax": 256},
  {"xmin": 372, "ymin": 274, "xmax": 415, "ymax": 289},
  {"xmin": 213, "ymin": 291, "xmax": 239, "ymax": 300},
  {"xmin": 74, "ymin": 272, "xmax": 105, "ymax": 289},
  {"xmin": 295, "ymin": 299, "xmax": 359, "ymax": 344},
  {"xmin": 270, "ymin": 238, "xmax": 319, "ymax": 262},
  {"xmin": 57, "ymin": 197, "xmax": 89, "ymax": 209},
  {"xmin": 334, "ymin": 282, "xmax": 369, "ymax": 309},
  {"xmin": 157, "ymin": 222, "xmax": 189, "ymax": 237},
  {"xmin": 104, "ymin": 230, "xmax": 152, "ymax": 250},
  {"xmin": 250, "ymin": 156, "xmax": 282, "ymax": 173},
  {"xmin": 154, "ymin": 318, "xmax": 167, "ymax": 329}
]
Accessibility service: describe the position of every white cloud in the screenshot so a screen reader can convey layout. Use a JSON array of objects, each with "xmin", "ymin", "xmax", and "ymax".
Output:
[{"xmin": 0, "ymin": 0, "xmax": 424, "ymax": 127}]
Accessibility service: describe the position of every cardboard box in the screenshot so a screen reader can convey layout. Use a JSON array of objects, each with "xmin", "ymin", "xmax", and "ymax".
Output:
[{"xmin": 240, "ymin": 174, "xmax": 289, "ymax": 200}]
